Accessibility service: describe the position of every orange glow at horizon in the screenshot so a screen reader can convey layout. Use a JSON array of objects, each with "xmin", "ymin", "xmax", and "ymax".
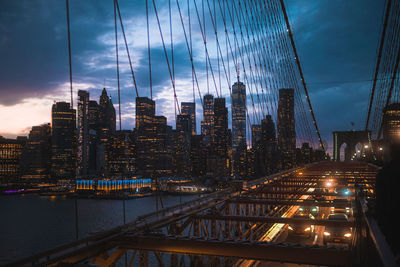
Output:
[{"xmin": 0, "ymin": 98, "xmax": 53, "ymax": 138}]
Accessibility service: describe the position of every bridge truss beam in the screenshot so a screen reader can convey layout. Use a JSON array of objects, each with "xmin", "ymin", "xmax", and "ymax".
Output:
[{"xmin": 118, "ymin": 235, "xmax": 352, "ymax": 267}]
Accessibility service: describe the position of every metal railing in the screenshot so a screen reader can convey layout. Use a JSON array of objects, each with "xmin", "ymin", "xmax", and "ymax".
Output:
[{"xmin": 352, "ymin": 188, "xmax": 398, "ymax": 267}]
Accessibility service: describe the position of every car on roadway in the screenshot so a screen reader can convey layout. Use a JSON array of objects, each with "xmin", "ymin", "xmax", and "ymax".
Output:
[
  {"xmin": 335, "ymin": 185, "xmax": 351, "ymax": 196},
  {"xmin": 288, "ymin": 213, "xmax": 315, "ymax": 238},
  {"xmin": 312, "ymin": 188, "xmax": 327, "ymax": 202},
  {"xmin": 323, "ymin": 213, "xmax": 352, "ymax": 245},
  {"xmin": 298, "ymin": 199, "xmax": 320, "ymax": 216},
  {"xmin": 330, "ymin": 198, "xmax": 352, "ymax": 217}
]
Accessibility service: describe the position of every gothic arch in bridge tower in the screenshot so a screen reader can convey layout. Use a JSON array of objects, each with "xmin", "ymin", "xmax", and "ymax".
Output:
[{"xmin": 333, "ymin": 131, "xmax": 371, "ymax": 161}]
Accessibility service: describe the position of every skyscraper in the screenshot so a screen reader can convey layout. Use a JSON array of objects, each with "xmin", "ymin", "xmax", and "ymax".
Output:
[
  {"xmin": 213, "ymin": 97, "xmax": 230, "ymax": 177},
  {"xmin": 135, "ymin": 97, "xmax": 155, "ymax": 176},
  {"xmin": 107, "ymin": 130, "xmax": 135, "ymax": 175},
  {"xmin": 181, "ymin": 102, "xmax": 196, "ymax": 135},
  {"xmin": 0, "ymin": 136, "xmax": 26, "ymax": 181},
  {"xmin": 201, "ymin": 94, "xmax": 214, "ymax": 137},
  {"xmin": 251, "ymin": 124, "xmax": 262, "ymax": 149},
  {"xmin": 97, "ymin": 88, "xmax": 116, "ymax": 174},
  {"xmin": 174, "ymin": 114, "xmax": 191, "ymax": 176},
  {"xmin": 99, "ymin": 87, "xmax": 116, "ymax": 138},
  {"xmin": 87, "ymin": 100, "xmax": 100, "ymax": 174},
  {"xmin": 77, "ymin": 90, "xmax": 89, "ymax": 176},
  {"xmin": 51, "ymin": 102, "xmax": 77, "ymax": 179},
  {"xmin": 154, "ymin": 116, "xmax": 173, "ymax": 176},
  {"xmin": 20, "ymin": 124, "xmax": 51, "ymax": 179},
  {"xmin": 262, "ymin": 115, "xmax": 278, "ymax": 174},
  {"xmin": 277, "ymin": 88, "xmax": 295, "ymax": 169},
  {"xmin": 232, "ymin": 79, "xmax": 246, "ymax": 176},
  {"xmin": 176, "ymin": 114, "xmax": 192, "ymax": 133},
  {"xmin": 136, "ymin": 97, "xmax": 155, "ymax": 129},
  {"xmin": 135, "ymin": 97, "xmax": 172, "ymax": 177}
]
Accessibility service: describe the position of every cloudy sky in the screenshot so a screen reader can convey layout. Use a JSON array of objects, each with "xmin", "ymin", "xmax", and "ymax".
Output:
[{"xmin": 0, "ymin": 0, "xmax": 384, "ymax": 154}]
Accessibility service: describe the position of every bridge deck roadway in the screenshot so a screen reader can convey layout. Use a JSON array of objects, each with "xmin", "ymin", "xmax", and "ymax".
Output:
[
  {"xmin": 118, "ymin": 235, "xmax": 352, "ymax": 267},
  {"xmin": 9, "ymin": 161, "xmax": 378, "ymax": 267}
]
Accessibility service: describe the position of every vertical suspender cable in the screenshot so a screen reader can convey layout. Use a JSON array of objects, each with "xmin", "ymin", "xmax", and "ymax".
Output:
[
  {"xmin": 113, "ymin": 0, "xmax": 125, "ymax": 226},
  {"xmin": 279, "ymin": 0, "xmax": 325, "ymax": 152},
  {"xmin": 378, "ymin": 45, "xmax": 400, "ymax": 139},
  {"xmin": 115, "ymin": 0, "xmax": 139, "ymax": 98},
  {"xmin": 66, "ymin": 0, "xmax": 78, "ymax": 240},
  {"xmin": 169, "ymin": 0, "xmax": 177, "ymax": 118},
  {"xmin": 66, "ymin": 0, "xmax": 73, "ymax": 108},
  {"xmin": 366, "ymin": 0, "xmax": 392, "ymax": 132},
  {"xmin": 114, "ymin": 0, "xmax": 122, "ymax": 132},
  {"xmin": 146, "ymin": 0, "xmax": 153, "ymax": 99}
]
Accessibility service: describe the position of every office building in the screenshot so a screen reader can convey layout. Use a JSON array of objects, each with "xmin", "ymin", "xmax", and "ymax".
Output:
[
  {"xmin": 107, "ymin": 130, "xmax": 135, "ymax": 175},
  {"xmin": 51, "ymin": 102, "xmax": 77, "ymax": 179},
  {"xmin": 213, "ymin": 97, "xmax": 230, "ymax": 177},
  {"xmin": 77, "ymin": 90, "xmax": 89, "ymax": 176},
  {"xmin": 232, "ymin": 79, "xmax": 246, "ymax": 177},
  {"xmin": 97, "ymin": 88, "xmax": 116, "ymax": 174},
  {"xmin": 201, "ymin": 94, "xmax": 214, "ymax": 137},
  {"xmin": 251, "ymin": 124, "xmax": 262, "ymax": 149},
  {"xmin": 262, "ymin": 115, "xmax": 278, "ymax": 174},
  {"xmin": 20, "ymin": 124, "xmax": 51, "ymax": 179},
  {"xmin": 181, "ymin": 102, "xmax": 196, "ymax": 135},
  {"xmin": 0, "ymin": 136, "xmax": 26, "ymax": 180},
  {"xmin": 136, "ymin": 97, "xmax": 155, "ymax": 129},
  {"xmin": 277, "ymin": 88, "xmax": 295, "ymax": 169}
]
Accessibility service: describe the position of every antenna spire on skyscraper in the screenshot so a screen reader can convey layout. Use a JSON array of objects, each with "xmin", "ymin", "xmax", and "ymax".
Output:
[{"xmin": 237, "ymin": 64, "xmax": 240, "ymax": 82}]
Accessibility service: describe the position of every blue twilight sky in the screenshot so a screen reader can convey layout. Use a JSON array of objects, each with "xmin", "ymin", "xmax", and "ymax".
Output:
[{"xmin": 0, "ymin": 0, "xmax": 385, "ymax": 154}]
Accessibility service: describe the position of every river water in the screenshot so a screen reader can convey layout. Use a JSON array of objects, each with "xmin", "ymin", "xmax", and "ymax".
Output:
[{"xmin": 0, "ymin": 194, "xmax": 197, "ymax": 265}]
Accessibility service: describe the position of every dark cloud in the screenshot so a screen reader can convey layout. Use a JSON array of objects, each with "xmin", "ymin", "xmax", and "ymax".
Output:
[
  {"xmin": 285, "ymin": 0, "xmax": 384, "ymax": 150},
  {"xmin": 0, "ymin": 0, "xmax": 385, "ymax": 153}
]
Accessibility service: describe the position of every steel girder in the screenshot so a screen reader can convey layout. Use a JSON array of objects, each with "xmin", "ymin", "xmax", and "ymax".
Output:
[
  {"xmin": 192, "ymin": 214, "xmax": 354, "ymax": 227},
  {"xmin": 118, "ymin": 234, "xmax": 352, "ymax": 267}
]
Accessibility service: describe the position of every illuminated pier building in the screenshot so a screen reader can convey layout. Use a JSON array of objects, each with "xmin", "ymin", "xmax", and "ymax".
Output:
[{"xmin": 76, "ymin": 178, "xmax": 152, "ymax": 193}]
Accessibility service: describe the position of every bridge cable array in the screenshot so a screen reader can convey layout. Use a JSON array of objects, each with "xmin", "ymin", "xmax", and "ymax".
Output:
[
  {"xmin": 366, "ymin": 0, "xmax": 400, "ymax": 140},
  {"xmin": 66, "ymin": 0, "xmax": 324, "ymax": 151}
]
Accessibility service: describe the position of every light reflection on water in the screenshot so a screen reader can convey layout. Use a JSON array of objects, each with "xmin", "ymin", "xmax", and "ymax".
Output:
[{"xmin": 0, "ymin": 194, "xmax": 197, "ymax": 265}]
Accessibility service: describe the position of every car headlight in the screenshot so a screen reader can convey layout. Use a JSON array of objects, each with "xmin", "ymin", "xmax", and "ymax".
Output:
[
  {"xmin": 324, "ymin": 232, "xmax": 330, "ymax": 236},
  {"xmin": 344, "ymin": 233, "xmax": 351, "ymax": 237},
  {"xmin": 305, "ymin": 227, "xmax": 311, "ymax": 231},
  {"xmin": 288, "ymin": 226, "xmax": 293, "ymax": 231}
]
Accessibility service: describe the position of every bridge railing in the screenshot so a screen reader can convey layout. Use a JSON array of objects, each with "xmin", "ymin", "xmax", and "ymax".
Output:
[
  {"xmin": 128, "ymin": 187, "xmax": 238, "ymax": 228},
  {"xmin": 353, "ymin": 188, "xmax": 398, "ymax": 267}
]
